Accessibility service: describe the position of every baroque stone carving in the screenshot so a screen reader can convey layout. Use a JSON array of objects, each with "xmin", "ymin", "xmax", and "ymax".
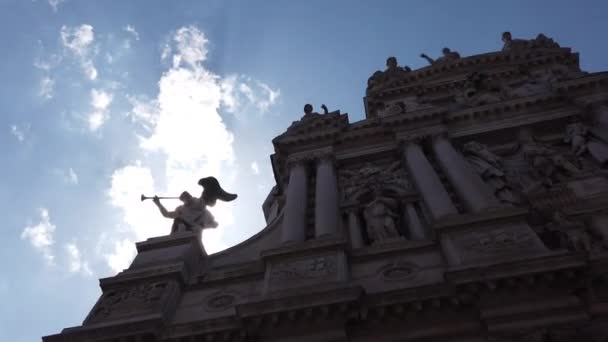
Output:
[
  {"xmin": 520, "ymin": 139, "xmax": 581, "ymax": 189},
  {"xmin": 367, "ymin": 56, "xmax": 412, "ymax": 94},
  {"xmin": 376, "ymin": 96, "xmax": 432, "ymax": 117},
  {"xmin": 463, "ymin": 141, "xmax": 519, "ymax": 204},
  {"xmin": 339, "ymin": 161, "xmax": 412, "ymax": 201},
  {"xmin": 377, "ymin": 262, "xmax": 418, "ymax": 281},
  {"xmin": 565, "ymin": 121, "xmax": 608, "ymax": 165},
  {"xmin": 149, "ymin": 176, "xmax": 237, "ymax": 235},
  {"xmin": 420, "ymin": 47, "xmax": 460, "ymax": 65},
  {"xmin": 270, "ymin": 255, "xmax": 337, "ymax": 281},
  {"xmin": 88, "ymin": 281, "xmax": 169, "ymax": 323},
  {"xmin": 501, "ymin": 31, "xmax": 560, "ymax": 51},
  {"xmin": 511, "ymin": 65, "xmax": 584, "ymax": 98},
  {"xmin": 363, "ymin": 188, "xmax": 402, "ymax": 243},
  {"xmin": 204, "ymin": 292, "xmax": 237, "ymax": 311},
  {"xmin": 456, "ymin": 71, "xmax": 511, "ymax": 107}
]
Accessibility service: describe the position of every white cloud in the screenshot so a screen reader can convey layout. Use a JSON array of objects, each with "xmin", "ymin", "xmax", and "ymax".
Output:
[
  {"xmin": 251, "ymin": 162, "xmax": 260, "ymax": 175},
  {"xmin": 52, "ymin": 167, "xmax": 79, "ymax": 185},
  {"xmin": 10, "ymin": 124, "xmax": 27, "ymax": 142},
  {"xmin": 67, "ymin": 168, "xmax": 78, "ymax": 184},
  {"xmin": 172, "ymin": 26, "xmax": 208, "ymax": 68},
  {"xmin": 105, "ymin": 26, "xmax": 236, "ymax": 271},
  {"xmin": 21, "ymin": 208, "xmax": 56, "ymax": 265},
  {"xmin": 218, "ymin": 75, "xmax": 280, "ymax": 114},
  {"xmin": 88, "ymin": 89, "xmax": 113, "ymax": 131},
  {"xmin": 48, "ymin": 0, "xmax": 65, "ymax": 12},
  {"xmin": 124, "ymin": 25, "xmax": 140, "ymax": 41},
  {"xmin": 256, "ymin": 81, "xmax": 281, "ymax": 112},
  {"xmin": 34, "ymin": 53, "xmax": 62, "ymax": 71},
  {"xmin": 105, "ymin": 164, "xmax": 162, "ymax": 272},
  {"xmin": 39, "ymin": 76, "xmax": 55, "ymax": 99},
  {"xmin": 105, "ymin": 238, "xmax": 137, "ymax": 273},
  {"xmin": 60, "ymin": 24, "xmax": 97, "ymax": 80},
  {"xmin": 65, "ymin": 243, "xmax": 92, "ymax": 275},
  {"xmin": 105, "ymin": 25, "xmax": 279, "ymax": 271}
]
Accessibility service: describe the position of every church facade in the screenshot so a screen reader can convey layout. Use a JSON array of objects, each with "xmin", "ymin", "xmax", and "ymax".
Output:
[{"xmin": 44, "ymin": 33, "xmax": 608, "ymax": 341}]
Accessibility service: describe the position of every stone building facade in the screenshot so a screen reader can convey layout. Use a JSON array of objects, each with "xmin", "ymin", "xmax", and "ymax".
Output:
[{"xmin": 44, "ymin": 33, "xmax": 608, "ymax": 341}]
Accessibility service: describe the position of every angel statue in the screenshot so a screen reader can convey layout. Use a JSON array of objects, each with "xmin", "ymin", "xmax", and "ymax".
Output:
[{"xmin": 143, "ymin": 177, "xmax": 237, "ymax": 235}]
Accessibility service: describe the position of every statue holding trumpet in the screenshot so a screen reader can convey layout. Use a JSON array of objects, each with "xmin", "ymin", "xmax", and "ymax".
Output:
[{"xmin": 141, "ymin": 177, "xmax": 237, "ymax": 235}]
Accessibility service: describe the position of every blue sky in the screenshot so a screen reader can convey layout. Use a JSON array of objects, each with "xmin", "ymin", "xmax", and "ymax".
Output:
[{"xmin": 1, "ymin": 0, "xmax": 608, "ymax": 341}]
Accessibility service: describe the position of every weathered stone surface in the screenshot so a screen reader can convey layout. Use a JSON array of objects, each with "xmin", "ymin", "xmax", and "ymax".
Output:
[{"xmin": 45, "ymin": 34, "xmax": 608, "ymax": 342}]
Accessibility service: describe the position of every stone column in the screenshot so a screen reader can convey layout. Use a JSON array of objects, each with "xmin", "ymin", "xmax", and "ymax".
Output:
[
  {"xmin": 281, "ymin": 159, "xmax": 308, "ymax": 243},
  {"xmin": 405, "ymin": 202, "xmax": 427, "ymax": 240},
  {"xmin": 431, "ymin": 134, "xmax": 500, "ymax": 212},
  {"xmin": 402, "ymin": 140, "xmax": 458, "ymax": 220},
  {"xmin": 315, "ymin": 155, "xmax": 339, "ymax": 238},
  {"xmin": 346, "ymin": 208, "xmax": 365, "ymax": 248}
]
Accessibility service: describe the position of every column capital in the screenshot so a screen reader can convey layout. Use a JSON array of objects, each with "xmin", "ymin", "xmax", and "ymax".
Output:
[{"xmin": 287, "ymin": 147, "xmax": 334, "ymax": 165}]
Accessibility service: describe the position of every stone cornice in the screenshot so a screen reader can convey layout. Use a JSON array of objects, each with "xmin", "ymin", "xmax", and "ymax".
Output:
[
  {"xmin": 100, "ymin": 261, "xmax": 188, "ymax": 289},
  {"xmin": 433, "ymin": 207, "xmax": 528, "ymax": 233},
  {"xmin": 136, "ymin": 231, "xmax": 204, "ymax": 253},
  {"xmin": 367, "ymin": 48, "xmax": 576, "ymax": 99},
  {"xmin": 261, "ymin": 237, "xmax": 347, "ymax": 260},
  {"xmin": 349, "ymin": 240, "xmax": 437, "ymax": 261},
  {"xmin": 445, "ymin": 252, "xmax": 586, "ymax": 285},
  {"xmin": 395, "ymin": 125, "xmax": 447, "ymax": 144},
  {"xmin": 195, "ymin": 260, "xmax": 265, "ymax": 287},
  {"xmin": 236, "ymin": 284, "xmax": 363, "ymax": 318}
]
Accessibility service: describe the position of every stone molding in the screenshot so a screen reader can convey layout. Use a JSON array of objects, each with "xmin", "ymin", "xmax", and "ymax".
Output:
[
  {"xmin": 286, "ymin": 147, "xmax": 335, "ymax": 167},
  {"xmin": 366, "ymin": 48, "xmax": 576, "ymax": 99}
]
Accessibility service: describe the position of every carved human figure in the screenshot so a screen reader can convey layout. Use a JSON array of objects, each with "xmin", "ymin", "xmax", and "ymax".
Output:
[
  {"xmin": 420, "ymin": 47, "xmax": 461, "ymax": 65},
  {"xmin": 565, "ymin": 122, "xmax": 608, "ymax": 165},
  {"xmin": 462, "ymin": 141, "xmax": 519, "ymax": 204},
  {"xmin": 520, "ymin": 139, "xmax": 580, "ymax": 187},
  {"xmin": 502, "ymin": 31, "xmax": 560, "ymax": 51},
  {"xmin": 501, "ymin": 31, "xmax": 529, "ymax": 51},
  {"xmin": 565, "ymin": 122, "xmax": 589, "ymax": 156},
  {"xmin": 152, "ymin": 177, "xmax": 237, "ymax": 235},
  {"xmin": 363, "ymin": 188, "xmax": 401, "ymax": 243},
  {"xmin": 367, "ymin": 57, "xmax": 411, "ymax": 93}
]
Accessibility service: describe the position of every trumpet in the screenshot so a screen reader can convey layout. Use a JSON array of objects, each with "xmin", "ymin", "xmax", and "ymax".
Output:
[{"xmin": 140, "ymin": 194, "xmax": 181, "ymax": 202}]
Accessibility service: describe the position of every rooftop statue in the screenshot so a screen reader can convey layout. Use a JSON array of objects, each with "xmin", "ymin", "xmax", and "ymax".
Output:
[
  {"xmin": 367, "ymin": 56, "xmax": 412, "ymax": 93},
  {"xmin": 303, "ymin": 103, "xmax": 329, "ymax": 116},
  {"xmin": 420, "ymin": 47, "xmax": 461, "ymax": 65},
  {"xmin": 501, "ymin": 31, "xmax": 560, "ymax": 51},
  {"xmin": 143, "ymin": 176, "xmax": 237, "ymax": 235}
]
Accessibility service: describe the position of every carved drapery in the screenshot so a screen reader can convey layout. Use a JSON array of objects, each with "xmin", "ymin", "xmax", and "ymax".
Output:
[
  {"xmin": 346, "ymin": 208, "xmax": 365, "ymax": 248},
  {"xmin": 431, "ymin": 133, "xmax": 500, "ymax": 212},
  {"xmin": 281, "ymin": 159, "xmax": 308, "ymax": 243},
  {"xmin": 402, "ymin": 140, "xmax": 458, "ymax": 220},
  {"xmin": 315, "ymin": 154, "xmax": 339, "ymax": 238}
]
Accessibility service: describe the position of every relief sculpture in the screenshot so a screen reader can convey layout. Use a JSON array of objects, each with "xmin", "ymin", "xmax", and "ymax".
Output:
[
  {"xmin": 88, "ymin": 281, "xmax": 169, "ymax": 323},
  {"xmin": 270, "ymin": 256, "xmax": 336, "ymax": 281},
  {"xmin": 463, "ymin": 141, "xmax": 519, "ymax": 204}
]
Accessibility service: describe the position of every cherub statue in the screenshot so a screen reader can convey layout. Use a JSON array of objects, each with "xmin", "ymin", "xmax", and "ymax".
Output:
[{"xmin": 151, "ymin": 177, "xmax": 237, "ymax": 235}]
